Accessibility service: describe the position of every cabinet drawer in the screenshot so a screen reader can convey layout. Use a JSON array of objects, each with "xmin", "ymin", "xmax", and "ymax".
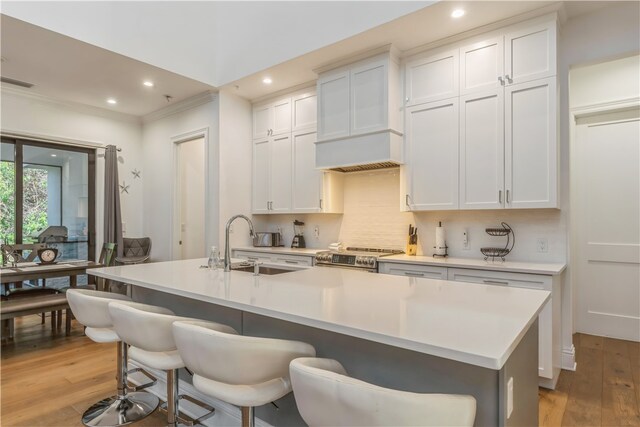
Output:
[
  {"xmin": 379, "ymin": 262, "xmax": 447, "ymax": 280},
  {"xmin": 233, "ymin": 251, "xmax": 273, "ymax": 263},
  {"xmin": 447, "ymin": 268, "xmax": 551, "ymax": 291},
  {"xmin": 273, "ymin": 255, "xmax": 313, "ymax": 267}
]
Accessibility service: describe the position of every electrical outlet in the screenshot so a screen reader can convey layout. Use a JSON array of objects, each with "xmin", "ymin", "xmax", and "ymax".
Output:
[
  {"xmin": 462, "ymin": 229, "xmax": 469, "ymax": 250},
  {"xmin": 537, "ymin": 238, "xmax": 548, "ymax": 253},
  {"xmin": 314, "ymin": 226, "xmax": 320, "ymax": 239}
]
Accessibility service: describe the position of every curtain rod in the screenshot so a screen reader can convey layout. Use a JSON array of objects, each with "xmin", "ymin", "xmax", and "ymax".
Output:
[{"xmin": 1, "ymin": 131, "xmax": 121, "ymax": 151}]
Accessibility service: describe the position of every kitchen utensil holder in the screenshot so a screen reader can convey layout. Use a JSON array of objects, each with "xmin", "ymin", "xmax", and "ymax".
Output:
[{"xmin": 480, "ymin": 222, "xmax": 515, "ymax": 261}]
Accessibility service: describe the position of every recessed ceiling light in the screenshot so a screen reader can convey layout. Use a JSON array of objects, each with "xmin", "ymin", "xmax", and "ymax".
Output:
[
  {"xmin": 107, "ymin": 98, "xmax": 117, "ymax": 105},
  {"xmin": 263, "ymin": 77, "xmax": 273, "ymax": 85},
  {"xmin": 51, "ymin": 154, "xmax": 57, "ymax": 157},
  {"xmin": 143, "ymin": 81, "xmax": 154, "ymax": 87},
  {"xmin": 451, "ymin": 9, "xmax": 465, "ymax": 18}
]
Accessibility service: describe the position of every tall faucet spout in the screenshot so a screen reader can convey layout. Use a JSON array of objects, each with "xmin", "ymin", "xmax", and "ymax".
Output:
[{"xmin": 224, "ymin": 214, "xmax": 255, "ymax": 272}]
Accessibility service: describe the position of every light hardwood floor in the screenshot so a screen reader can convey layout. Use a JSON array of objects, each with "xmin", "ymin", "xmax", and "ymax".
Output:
[{"xmin": 2, "ymin": 315, "xmax": 639, "ymax": 426}]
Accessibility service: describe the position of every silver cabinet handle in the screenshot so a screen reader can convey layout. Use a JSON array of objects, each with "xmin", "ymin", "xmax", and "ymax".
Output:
[
  {"xmin": 319, "ymin": 198, "xmax": 323, "ymax": 210},
  {"xmin": 284, "ymin": 260, "xmax": 298, "ymax": 264},
  {"xmin": 498, "ymin": 76, "xmax": 505, "ymax": 85},
  {"xmin": 499, "ymin": 190, "xmax": 502, "ymax": 204},
  {"xmin": 483, "ymin": 279, "xmax": 509, "ymax": 286},
  {"xmin": 506, "ymin": 190, "xmax": 510, "ymax": 203},
  {"xmin": 505, "ymin": 74, "xmax": 513, "ymax": 84},
  {"xmin": 247, "ymin": 257, "xmax": 259, "ymax": 261},
  {"xmin": 405, "ymin": 194, "xmax": 410, "ymax": 207},
  {"xmin": 404, "ymin": 271, "xmax": 425, "ymax": 277}
]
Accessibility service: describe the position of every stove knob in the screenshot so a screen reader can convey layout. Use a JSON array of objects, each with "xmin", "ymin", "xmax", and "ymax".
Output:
[{"xmin": 368, "ymin": 257, "xmax": 375, "ymax": 266}]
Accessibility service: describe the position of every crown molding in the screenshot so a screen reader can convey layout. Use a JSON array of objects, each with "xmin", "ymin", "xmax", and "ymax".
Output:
[
  {"xmin": 251, "ymin": 81, "xmax": 316, "ymax": 105},
  {"xmin": 142, "ymin": 90, "xmax": 218, "ymax": 124},
  {"xmin": 1, "ymin": 84, "xmax": 141, "ymax": 124}
]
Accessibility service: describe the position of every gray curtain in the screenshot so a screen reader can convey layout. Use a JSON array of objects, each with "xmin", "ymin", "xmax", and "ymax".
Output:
[{"xmin": 104, "ymin": 145, "xmax": 123, "ymax": 258}]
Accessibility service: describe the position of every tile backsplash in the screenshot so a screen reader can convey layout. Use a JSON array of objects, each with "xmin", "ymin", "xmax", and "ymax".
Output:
[{"xmin": 253, "ymin": 169, "xmax": 567, "ymax": 263}]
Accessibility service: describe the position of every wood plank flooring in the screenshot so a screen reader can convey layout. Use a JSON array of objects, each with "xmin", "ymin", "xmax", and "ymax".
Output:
[
  {"xmin": 539, "ymin": 333, "xmax": 640, "ymax": 426},
  {"xmin": 2, "ymin": 315, "xmax": 639, "ymax": 426}
]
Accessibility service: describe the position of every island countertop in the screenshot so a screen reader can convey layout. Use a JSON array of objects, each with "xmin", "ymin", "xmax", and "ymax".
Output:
[{"xmin": 89, "ymin": 259, "xmax": 549, "ymax": 370}]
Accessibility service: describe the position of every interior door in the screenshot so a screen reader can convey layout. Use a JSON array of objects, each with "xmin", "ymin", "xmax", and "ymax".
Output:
[
  {"xmin": 177, "ymin": 137, "xmax": 205, "ymax": 260},
  {"xmin": 575, "ymin": 108, "xmax": 640, "ymax": 341}
]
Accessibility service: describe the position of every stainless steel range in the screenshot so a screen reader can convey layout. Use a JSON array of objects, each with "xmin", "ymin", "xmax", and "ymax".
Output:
[{"xmin": 315, "ymin": 247, "xmax": 404, "ymax": 272}]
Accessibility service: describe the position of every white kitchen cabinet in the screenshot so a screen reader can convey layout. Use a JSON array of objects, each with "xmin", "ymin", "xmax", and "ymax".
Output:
[
  {"xmin": 251, "ymin": 135, "xmax": 292, "ymax": 214},
  {"xmin": 292, "ymin": 129, "xmax": 344, "ymax": 213},
  {"xmin": 505, "ymin": 20, "xmax": 556, "ymax": 86},
  {"xmin": 252, "ymin": 138, "xmax": 270, "ymax": 213},
  {"xmin": 405, "ymin": 48, "xmax": 459, "ymax": 106},
  {"xmin": 350, "ymin": 57, "xmax": 389, "ymax": 134},
  {"xmin": 233, "ymin": 249, "xmax": 315, "ymax": 266},
  {"xmin": 505, "ymin": 77, "xmax": 557, "ymax": 208},
  {"xmin": 447, "ymin": 267, "xmax": 560, "ymax": 386},
  {"xmin": 292, "ymin": 91, "xmax": 317, "ymax": 131},
  {"xmin": 378, "ymin": 262, "xmax": 447, "ymax": 279},
  {"xmin": 459, "ymin": 89, "xmax": 504, "ymax": 210},
  {"xmin": 460, "ymin": 37, "xmax": 503, "ymax": 95},
  {"xmin": 405, "ymin": 99, "xmax": 459, "ymax": 211},
  {"xmin": 252, "ymin": 97, "xmax": 292, "ymax": 139},
  {"xmin": 317, "ymin": 71, "xmax": 350, "ymax": 140}
]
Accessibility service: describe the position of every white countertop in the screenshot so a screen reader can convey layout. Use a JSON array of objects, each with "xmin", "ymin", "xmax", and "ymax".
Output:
[
  {"xmin": 233, "ymin": 247, "xmax": 325, "ymax": 256},
  {"xmin": 382, "ymin": 255, "xmax": 566, "ymax": 275},
  {"xmin": 90, "ymin": 259, "xmax": 549, "ymax": 370}
]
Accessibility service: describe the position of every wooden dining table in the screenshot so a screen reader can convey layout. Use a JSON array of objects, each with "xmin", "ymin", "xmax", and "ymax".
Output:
[{"xmin": 1, "ymin": 260, "xmax": 103, "ymax": 293}]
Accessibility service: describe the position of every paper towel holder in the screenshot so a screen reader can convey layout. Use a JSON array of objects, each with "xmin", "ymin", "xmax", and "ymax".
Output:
[{"xmin": 433, "ymin": 221, "xmax": 448, "ymax": 258}]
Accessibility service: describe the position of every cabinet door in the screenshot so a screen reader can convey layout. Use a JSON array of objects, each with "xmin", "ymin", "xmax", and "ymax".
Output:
[
  {"xmin": 350, "ymin": 59, "xmax": 387, "ymax": 135},
  {"xmin": 253, "ymin": 104, "xmax": 272, "ymax": 139},
  {"xmin": 505, "ymin": 77, "xmax": 557, "ymax": 208},
  {"xmin": 292, "ymin": 91, "xmax": 317, "ymax": 131},
  {"xmin": 460, "ymin": 37, "xmax": 504, "ymax": 95},
  {"xmin": 505, "ymin": 21, "xmax": 556, "ymax": 85},
  {"xmin": 252, "ymin": 139, "xmax": 270, "ymax": 213},
  {"xmin": 269, "ymin": 134, "xmax": 293, "ymax": 212},
  {"xmin": 406, "ymin": 99, "xmax": 459, "ymax": 210},
  {"xmin": 405, "ymin": 49, "xmax": 458, "ymax": 106},
  {"xmin": 271, "ymin": 98, "xmax": 292, "ymax": 136},
  {"xmin": 292, "ymin": 130, "xmax": 322, "ymax": 213},
  {"xmin": 460, "ymin": 89, "xmax": 505, "ymax": 209},
  {"xmin": 317, "ymin": 71, "xmax": 350, "ymax": 141},
  {"xmin": 379, "ymin": 262, "xmax": 447, "ymax": 279}
]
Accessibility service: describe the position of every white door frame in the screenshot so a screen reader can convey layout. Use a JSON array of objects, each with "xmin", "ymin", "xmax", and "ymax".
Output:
[
  {"xmin": 569, "ymin": 97, "xmax": 640, "ymax": 349},
  {"xmin": 170, "ymin": 127, "xmax": 209, "ymax": 260}
]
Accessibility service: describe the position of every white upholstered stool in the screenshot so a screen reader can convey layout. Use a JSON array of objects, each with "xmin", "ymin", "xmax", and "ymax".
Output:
[
  {"xmin": 66, "ymin": 289, "xmax": 159, "ymax": 427},
  {"xmin": 108, "ymin": 301, "xmax": 233, "ymax": 426},
  {"xmin": 172, "ymin": 320, "xmax": 316, "ymax": 427},
  {"xmin": 290, "ymin": 357, "xmax": 477, "ymax": 427}
]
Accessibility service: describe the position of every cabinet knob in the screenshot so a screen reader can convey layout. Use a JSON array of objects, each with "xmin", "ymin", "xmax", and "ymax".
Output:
[
  {"xmin": 405, "ymin": 97, "xmax": 410, "ymax": 103},
  {"xmin": 505, "ymin": 74, "xmax": 513, "ymax": 84},
  {"xmin": 498, "ymin": 76, "xmax": 505, "ymax": 85}
]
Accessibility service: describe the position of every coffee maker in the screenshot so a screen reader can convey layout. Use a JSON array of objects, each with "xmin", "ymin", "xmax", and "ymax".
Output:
[{"xmin": 291, "ymin": 220, "xmax": 306, "ymax": 248}]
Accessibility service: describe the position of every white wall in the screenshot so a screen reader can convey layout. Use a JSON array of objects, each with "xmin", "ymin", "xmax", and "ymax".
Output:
[
  {"xmin": 141, "ymin": 94, "xmax": 219, "ymax": 262},
  {"xmin": 0, "ymin": 87, "xmax": 143, "ymax": 257},
  {"xmin": 217, "ymin": 89, "xmax": 254, "ymax": 252}
]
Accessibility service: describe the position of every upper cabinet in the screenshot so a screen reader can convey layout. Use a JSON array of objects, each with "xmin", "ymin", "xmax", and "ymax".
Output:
[
  {"xmin": 405, "ymin": 48, "xmax": 459, "ymax": 106},
  {"xmin": 252, "ymin": 97, "xmax": 292, "ymax": 139},
  {"xmin": 252, "ymin": 87, "xmax": 343, "ymax": 214},
  {"xmin": 403, "ymin": 15, "xmax": 558, "ymax": 212},
  {"xmin": 317, "ymin": 71, "xmax": 350, "ymax": 140}
]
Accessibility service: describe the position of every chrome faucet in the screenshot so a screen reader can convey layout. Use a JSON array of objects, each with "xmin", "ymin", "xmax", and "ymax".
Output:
[{"xmin": 224, "ymin": 214, "xmax": 255, "ymax": 272}]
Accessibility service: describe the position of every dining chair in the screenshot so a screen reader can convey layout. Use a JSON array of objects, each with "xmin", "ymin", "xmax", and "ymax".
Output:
[{"xmin": 116, "ymin": 237, "xmax": 151, "ymax": 265}]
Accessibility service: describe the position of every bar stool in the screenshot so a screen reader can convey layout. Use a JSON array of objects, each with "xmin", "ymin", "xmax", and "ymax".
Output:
[
  {"xmin": 108, "ymin": 301, "xmax": 231, "ymax": 427},
  {"xmin": 65, "ymin": 289, "xmax": 159, "ymax": 427},
  {"xmin": 289, "ymin": 357, "xmax": 477, "ymax": 426},
  {"xmin": 172, "ymin": 320, "xmax": 316, "ymax": 427}
]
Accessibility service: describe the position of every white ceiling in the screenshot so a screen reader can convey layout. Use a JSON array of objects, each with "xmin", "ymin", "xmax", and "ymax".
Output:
[
  {"xmin": 0, "ymin": 1, "xmax": 622, "ymax": 114},
  {"xmin": 0, "ymin": 15, "xmax": 215, "ymax": 116}
]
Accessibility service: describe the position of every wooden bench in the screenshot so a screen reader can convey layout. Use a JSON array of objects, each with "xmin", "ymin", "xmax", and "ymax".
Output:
[{"xmin": 1, "ymin": 294, "xmax": 72, "ymax": 339}]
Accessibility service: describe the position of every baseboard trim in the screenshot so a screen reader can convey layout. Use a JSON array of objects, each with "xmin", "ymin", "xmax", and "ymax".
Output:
[
  {"xmin": 561, "ymin": 345, "xmax": 577, "ymax": 371},
  {"xmin": 128, "ymin": 360, "xmax": 273, "ymax": 427}
]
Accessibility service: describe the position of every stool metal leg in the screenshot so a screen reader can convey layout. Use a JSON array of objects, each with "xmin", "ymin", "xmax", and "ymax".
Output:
[
  {"xmin": 241, "ymin": 406, "xmax": 255, "ymax": 427},
  {"xmin": 81, "ymin": 341, "xmax": 159, "ymax": 426},
  {"xmin": 167, "ymin": 369, "xmax": 179, "ymax": 427}
]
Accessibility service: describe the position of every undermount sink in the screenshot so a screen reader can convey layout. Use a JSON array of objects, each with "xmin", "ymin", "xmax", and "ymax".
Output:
[{"xmin": 230, "ymin": 264, "xmax": 295, "ymax": 275}]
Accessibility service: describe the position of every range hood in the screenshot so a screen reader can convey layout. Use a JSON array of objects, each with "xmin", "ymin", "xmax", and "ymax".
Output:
[{"xmin": 315, "ymin": 129, "xmax": 403, "ymax": 172}]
